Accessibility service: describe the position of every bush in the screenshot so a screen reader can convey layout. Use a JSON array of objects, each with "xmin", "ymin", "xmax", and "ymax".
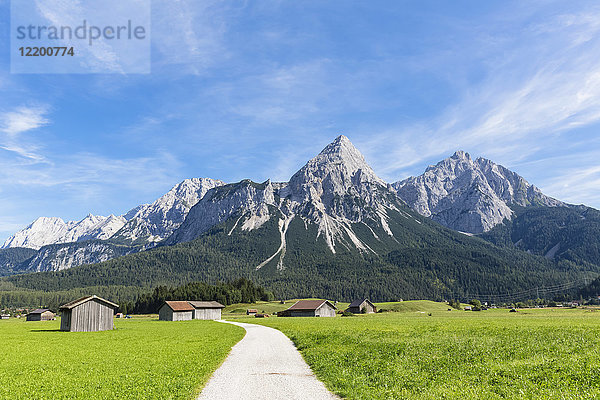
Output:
[
  {"xmin": 342, "ymin": 311, "xmax": 355, "ymax": 317},
  {"xmin": 448, "ymin": 299, "xmax": 462, "ymax": 310}
]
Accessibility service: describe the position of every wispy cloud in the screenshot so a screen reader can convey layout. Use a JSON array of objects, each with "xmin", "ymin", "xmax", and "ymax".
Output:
[
  {"xmin": 0, "ymin": 106, "xmax": 48, "ymax": 136},
  {"xmin": 0, "ymin": 106, "xmax": 49, "ymax": 161},
  {"xmin": 361, "ymin": 6, "xmax": 600, "ymax": 186},
  {"xmin": 0, "ymin": 150, "xmax": 184, "ymax": 237},
  {"xmin": 151, "ymin": 0, "xmax": 231, "ymax": 74},
  {"xmin": 542, "ymin": 165, "xmax": 600, "ymax": 206}
]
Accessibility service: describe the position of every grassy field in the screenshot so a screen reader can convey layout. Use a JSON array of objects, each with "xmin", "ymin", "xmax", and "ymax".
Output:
[
  {"xmin": 242, "ymin": 306, "xmax": 600, "ymax": 400},
  {"xmin": 0, "ymin": 316, "xmax": 244, "ymax": 400}
]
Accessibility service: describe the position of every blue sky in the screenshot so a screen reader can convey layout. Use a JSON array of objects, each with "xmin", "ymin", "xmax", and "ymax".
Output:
[{"xmin": 1, "ymin": 0, "xmax": 600, "ymax": 242}]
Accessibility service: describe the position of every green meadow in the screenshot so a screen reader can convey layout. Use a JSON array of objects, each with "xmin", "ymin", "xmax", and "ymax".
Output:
[
  {"xmin": 0, "ymin": 317, "xmax": 244, "ymax": 400},
  {"xmin": 244, "ymin": 303, "xmax": 600, "ymax": 400},
  {"xmin": 3, "ymin": 301, "xmax": 600, "ymax": 400}
]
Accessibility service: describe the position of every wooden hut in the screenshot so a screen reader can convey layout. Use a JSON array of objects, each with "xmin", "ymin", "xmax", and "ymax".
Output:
[
  {"xmin": 189, "ymin": 301, "xmax": 225, "ymax": 320},
  {"xmin": 278, "ymin": 300, "xmax": 336, "ymax": 317},
  {"xmin": 26, "ymin": 309, "xmax": 55, "ymax": 321},
  {"xmin": 59, "ymin": 295, "xmax": 118, "ymax": 332},
  {"xmin": 246, "ymin": 309, "xmax": 258, "ymax": 316},
  {"xmin": 347, "ymin": 299, "xmax": 377, "ymax": 314},
  {"xmin": 158, "ymin": 301, "xmax": 195, "ymax": 321}
]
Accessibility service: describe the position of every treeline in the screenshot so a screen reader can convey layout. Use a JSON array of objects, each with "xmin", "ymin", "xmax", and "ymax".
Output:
[
  {"xmin": 579, "ymin": 276, "xmax": 600, "ymax": 299},
  {"xmin": 122, "ymin": 278, "xmax": 273, "ymax": 314},
  {"xmin": 0, "ymin": 285, "xmax": 146, "ymax": 310}
]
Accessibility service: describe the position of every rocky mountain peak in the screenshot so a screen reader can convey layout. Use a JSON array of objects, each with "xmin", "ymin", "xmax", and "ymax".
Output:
[
  {"xmin": 393, "ymin": 151, "xmax": 564, "ymax": 233},
  {"xmin": 112, "ymin": 177, "xmax": 225, "ymax": 244},
  {"xmin": 452, "ymin": 150, "xmax": 471, "ymax": 160},
  {"xmin": 286, "ymin": 135, "xmax": 386, "ymax": 203},
  {"xmin": 1, "ymin": 214, "xmax": 125, "ymax": 250}
]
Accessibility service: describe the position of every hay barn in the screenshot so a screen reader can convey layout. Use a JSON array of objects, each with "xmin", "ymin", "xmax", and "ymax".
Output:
[
  {"xmin": 189, "ymin": 301, "xmax": 225, "ymax": 320},
  {"xmin": 347, "ymin": 298, "xmax": 377, "ymax": 314},
  {"xmin": 158, "ymin": 301, "xmax": 195, "ymax": 321},
  {"xmin": 278, "ymin": 300, "xmax": 337, "ymax": 317},
  {"xmin": 26, "ymin": 309, "xmax": 55, "ymax": 321},
  {"xmin": 59, "ymin": 295, "xmax": 118, "ymax": 332}
]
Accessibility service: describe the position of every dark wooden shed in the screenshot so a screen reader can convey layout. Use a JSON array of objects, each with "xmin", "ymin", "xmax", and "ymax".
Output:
[
  {"xmin": 278, "ymin": 300, "xmax": 336, "ymax": 317},
  {"xmin": 26, "ymin": 309, "xmax": 55, "ymax": 321},
  {"xmin": 59, "ymin": 295, "xmax": 118, "ymax": 332},
  {"xmin": 347, "ymin": 298, "xmax": 377, "ymax": 314}
]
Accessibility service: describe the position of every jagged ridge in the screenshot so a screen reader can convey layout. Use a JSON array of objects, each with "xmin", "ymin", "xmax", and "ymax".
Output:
[{"xmin": 393, "ymin": 151, "xmax": 563, "ymax": 233}]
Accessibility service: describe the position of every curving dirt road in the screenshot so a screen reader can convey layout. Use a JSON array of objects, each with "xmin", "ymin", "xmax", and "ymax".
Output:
[{"xmin": 197, "ymin": 320, "xmax": 340, "ymax": 400}]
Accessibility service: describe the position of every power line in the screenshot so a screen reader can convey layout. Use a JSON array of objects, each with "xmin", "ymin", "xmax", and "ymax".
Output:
[{"xmin": 458, "ymin": 277, "xmax": 593, "ymax": 303}]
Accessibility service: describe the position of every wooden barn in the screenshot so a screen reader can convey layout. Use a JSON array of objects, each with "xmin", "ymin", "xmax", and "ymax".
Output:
[
  {"xmin": 26, "ymin": 309, "xmax": 55, "ymax": 321},
  {"xmin": 158, "ymin": 301, "xmax": 195, "ymax": 321},
  {"xmin": 347, "ymin": 298, "xmax": 377, "ymax": 314},
  {"xmin": 278, "ymin": 300, "xmax": 336, "ymax": 317},
  {"xmin": 246, "ymin": 309, "xmax": 258, "ymax": 316},
  {"xmin": 59, "ymin": 295, "xmax": 118, "ymax": 332},
  {"xmin": 189, "ymin": 301, "xmax": 225, "ymax": 320}
]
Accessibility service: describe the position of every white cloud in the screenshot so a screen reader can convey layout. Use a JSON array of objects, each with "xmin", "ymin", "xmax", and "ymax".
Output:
[
  {"xmin": 0, "ymin": 106, "xmax": 49, "ymax": 161},
  {"xmin": 0, "ymin": 106, "xmax": 49, "ymax": 136},
  {"xmin": 541, "ymin": 165, "xmax": 600, "ymax": 206}
]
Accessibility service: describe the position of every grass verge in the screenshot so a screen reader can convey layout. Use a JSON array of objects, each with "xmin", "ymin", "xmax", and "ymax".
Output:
[{"xmin": 0, "ymin": 317, "xmax": 244, "ymax": 399}]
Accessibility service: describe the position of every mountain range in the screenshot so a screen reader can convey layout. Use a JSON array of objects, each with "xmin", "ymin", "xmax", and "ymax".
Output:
[{"xmin": 1, "ymin": 136, "xmax": 598, "ymax": 302}]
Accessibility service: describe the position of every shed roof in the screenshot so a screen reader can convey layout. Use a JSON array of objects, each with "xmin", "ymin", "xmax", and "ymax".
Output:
[
  {"xmin": 163, "ymin": 301, "xmax": 195, "ymax": 312},
  {"xmin": 188, "ymin": 301, "xmax": 225, "ymax": 309},
  {"xmin": 349, "ymin": 298, "xmax": 375, "ymax": 308},
  {"xmin": 27, "ymin": 309, "xmax": 52, "ymax": 315},
  {"xmin": 59, "ymin": 295, "xmax": 119, "ymax": 311},
  {"xmin": 287, "ymin": 300, "xmax": 336, "ymax": 311}
]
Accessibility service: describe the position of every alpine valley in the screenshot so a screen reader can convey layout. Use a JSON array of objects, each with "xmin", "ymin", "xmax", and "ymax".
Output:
[{"xmin": 1, "ymin": 136, "xmax": 598, "ymax": 306}]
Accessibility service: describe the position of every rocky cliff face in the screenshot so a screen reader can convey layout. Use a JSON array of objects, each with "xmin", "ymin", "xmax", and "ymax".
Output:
[
  {"xmin": 168, "ymin": 136, "xmax": 408, "ymax": 266},
  {"xmin": 26, "ymin": 241, "xmax": 136, "ymax": 272},
  {"xmin": 167, "ymin": 179, "xmax": 277, "ymax": 244},
  {"xmin": 392, "ymin": 151, "xmax": 563, "ymax": 233},
  {"xmin": 113, "ymin": 178, "xmax": 225, "ymax": 244}
]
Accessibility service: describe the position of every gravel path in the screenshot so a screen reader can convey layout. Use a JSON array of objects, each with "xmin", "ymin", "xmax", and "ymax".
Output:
[{"xmin": 197, "ymin": 320, "xmax": 340, "ymax": 400}]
